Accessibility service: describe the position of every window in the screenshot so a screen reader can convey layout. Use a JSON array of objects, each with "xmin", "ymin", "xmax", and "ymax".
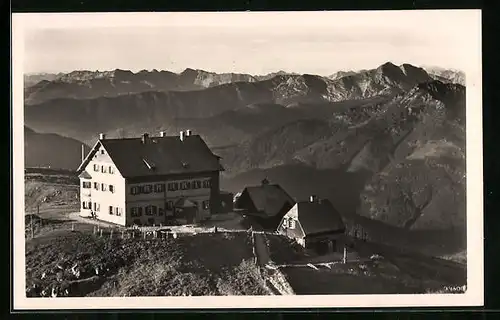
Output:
[
  {"xmin": 109, "ymin": 206, "xmax": 113, "ymax": 215},
  {"xmin": 146, "ymin": 205, "xmax": 154, "ymax": 216},
  {"xmin": 109, "ymin": 185, "xmax": 114, "ymax": 193},
  {"xmin": 154, "ymin": 183, "xmax": 165, "ymax": 193},
  {"xmin": 101, "ymin": 183, "xmax": 107, "ymax": 191},
  {"xmin": 109, "ymin": 166, "xmax": 114, "ymax": 174},
  {"xmin": 130, "ymin": 186, "xmax": 139, "ymax": 195},
  {"xmin": 152, "ymin": 205, "xmax": 158, "ymax": 215},
  {"xmin": 101, "ymin": 165, "xmax": 107, "ymax": 173},
  {"xmin": 202, "ymin": 200, "xmax": 210, "ymax": 210},
  {"xmin": 166, "ymin": 201, "xmax": 174, "ymax": 211},
  {"xmin": 142, "ymin": 185, "xmax": 152, "ymax": 194},
  {"xmin": 158, "ymin": 208, "xmax": 164, "ymax": 216},
  {"xmin": 82, "ymin": 201, "xmax": 88, "ymax": 209},
  {"xmin": 115, "ymin": 207, "xmax": 122, "ymax": 216},
  {"xmin": 94, "ymin": 182, "xmax": 99, "ymax": 190},
  {"xmin": 95, "ymin": 203, "xmax": 100, "ymax": 212},
  {"xmin": 93, "ymin": 164, "xmax": 99, "ymax": 172},
  {"xmin": 287, "ymin": 218, "xmax": 295, "ymax": 229},
  {"xmin": 131, "ymin": 207, "xmax": 143, "ymax": 217},
  {"xmin": 168, "ymin": 182, "xmax": 179, "ymax": 191},
  {"xmin": 100, "ymin": 149, "xmax": 105, "ymax": 155},
  {"xmin": 202, "ymin": 180, "xmax": 211, "ymax": 189},
  {"xmin": 131, "ymin": 207, "xmax": 138, "ymax": 217},
  {"xmin": 82, "ymin": 181, "xmax": 91, "ymax": 188}
]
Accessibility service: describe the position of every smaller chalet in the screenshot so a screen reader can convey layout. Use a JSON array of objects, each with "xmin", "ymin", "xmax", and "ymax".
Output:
[
  {"xmin": 277, "ymin": 195, "xmax": 346, "ymax": 255},
  {"xmin": 234, "ymin": 179, "xmax": 295, "ymax": 230}
]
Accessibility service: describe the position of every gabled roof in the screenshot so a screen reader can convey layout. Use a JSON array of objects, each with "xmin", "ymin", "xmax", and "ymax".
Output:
[
  {"xmin": 243, "ymin": 184, "xmax": 295, "ymax": 217},
  {"xmin": 77, "ymin": 134, "xmax": 223, "ymax": 178},
  {"xmin": 295, "ymin": 199, "xmax": 345, "ymax": 236},
  {"xmin": 78, "ymin": 170, "xmax": 92, "ymax": 179},
  {"xmin": 174, "ymin": 198, "xmax": 198, "ymax": 208}
]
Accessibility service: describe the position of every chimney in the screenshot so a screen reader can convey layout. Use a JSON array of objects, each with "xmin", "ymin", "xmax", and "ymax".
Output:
[
  {"xmin": 186, "ymin": 129, "xmax": 192, "ymax": 137},
  {"xmin": 141, "ymin": 133, "xmax": 149, "ymax": 144},
  {"xmin": 180, "ymin": 131, "xmax": 185, "ymax": 142},
  {"xmin": 81, "ymin": 144, "xmax": 85, "ymax": 163},
  {"xmin": 159, "ymin": 131, "xmax": 166, "ymax": 137},
  {"xmin": 99, "ymin": 133, "xmax": 106, "ymax": 140},
  {"xmin": 309, "ymin": 195, "xmax": 317, "ymax": 203}
]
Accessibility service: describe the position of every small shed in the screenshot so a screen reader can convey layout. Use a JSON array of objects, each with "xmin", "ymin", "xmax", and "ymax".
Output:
[
  {"xmin": 277, "ymin": 195, "xmax": 346, "ymax": 255},
  {"xmin": 234, "ymin": 179, "xmax": 295, "ymax": 230}
]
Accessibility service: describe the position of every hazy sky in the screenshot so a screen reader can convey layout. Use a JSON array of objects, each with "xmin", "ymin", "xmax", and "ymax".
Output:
[{"xmin": 19, "ymin": 11, "xmax": 480, "ymax": 76}]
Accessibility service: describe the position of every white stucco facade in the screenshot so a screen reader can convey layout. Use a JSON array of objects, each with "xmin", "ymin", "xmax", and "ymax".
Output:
[
  {"xmin": 79, "ymin": 142, "xmax": 217, "ymax": 227},
  {"xmin": 80, "ymin": 144, "xmax": 126, "ymax": 225}
]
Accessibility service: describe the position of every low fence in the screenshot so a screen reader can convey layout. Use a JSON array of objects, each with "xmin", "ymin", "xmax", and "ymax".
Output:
[{"xmin": 26, "ymin": 217, "xmax": 280, "ymax": 242}]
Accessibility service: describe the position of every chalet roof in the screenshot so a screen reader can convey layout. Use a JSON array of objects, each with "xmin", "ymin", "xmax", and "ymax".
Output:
[
  {"xmin": 295, "ymin": 199, "xmax": 345, "ymax": 236},
  {"xmin": 78, "ymin": 134, "xmax": 223, "ymax": 178},
  {"xmin": 174, "ymin": 198, "xmax": 198, "ymax": 208},
  {"xmin": 243, "ymin": 184, "xmax": 295, "ymax": 217}
]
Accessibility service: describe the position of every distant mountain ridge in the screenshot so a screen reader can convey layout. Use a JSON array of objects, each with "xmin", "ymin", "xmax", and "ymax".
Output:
[
  {"xmin": 25, "ymin": 68, "xmax": 303, "ymax": 105},
  {"xmin": 25, "ymin": 62, "xmax": 441, "ymax": 146},
  {"xmin": 24, "ymin": 63, "xmax": 459, "ymax": 105}
]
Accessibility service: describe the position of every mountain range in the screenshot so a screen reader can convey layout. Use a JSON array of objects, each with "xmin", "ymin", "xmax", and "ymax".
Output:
[{"xmin": 23, "ymin": 62, "xmax": 466, "ymax": 255}]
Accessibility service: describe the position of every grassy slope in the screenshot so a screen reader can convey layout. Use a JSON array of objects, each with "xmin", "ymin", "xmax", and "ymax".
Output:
[
  {"xmin": 26, "ymin": 229, "xmax": 270, "ymax": 297},
  {"xmin": 25, "ymin": 174, "xmax": 80, "ymax": 218}
]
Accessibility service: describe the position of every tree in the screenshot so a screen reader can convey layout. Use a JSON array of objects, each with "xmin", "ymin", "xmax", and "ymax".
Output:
[{"xmin": 400, "ymin": 184, "xmax": 434, "ymax": 229}]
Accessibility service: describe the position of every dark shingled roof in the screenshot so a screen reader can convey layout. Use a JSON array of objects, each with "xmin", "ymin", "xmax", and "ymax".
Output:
[
  {"xmin": 296, "ymin": 200, "xmax": 345, "ymax": 236},
  {"xmin": 80, "ymin": 134, "xmax": 223, "ymax": 178},
  {"xmin": 243, "ymin": 184, "xmax": 295, "ymax": 218}
]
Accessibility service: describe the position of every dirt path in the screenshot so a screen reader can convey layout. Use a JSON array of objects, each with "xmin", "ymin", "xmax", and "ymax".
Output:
[
  {"xmin": 253, "ymin": 232, "xmax": 270, "ymax": 266},
  {"xmin": 65, "ymin": 211, "xmax": 124, "ymax": 229}
]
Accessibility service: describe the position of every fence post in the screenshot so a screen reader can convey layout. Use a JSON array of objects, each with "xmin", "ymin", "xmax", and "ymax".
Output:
[
  {"xmin": 110, "ymin": 229, "xmax": 113, "ymax": 239},
  {"xmin": 343, "ymin": 246, "xmax": 347, "ymax": 264},
  {"xmin": 71, "ymin": 222, "xmax": 75, "ymax": 231},
  {"xmin": 100, "ymin": 229, "xmax": 103, "ymax": 237}
]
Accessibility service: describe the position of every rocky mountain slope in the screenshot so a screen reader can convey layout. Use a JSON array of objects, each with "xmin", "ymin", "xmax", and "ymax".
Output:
[
  {"xmin": 424, "ymin": 66, "xmax": 466, "ymax": 86},
  {"xmin": 219, "ymin": 79, "xmax": 466, "ymax": 237}
]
